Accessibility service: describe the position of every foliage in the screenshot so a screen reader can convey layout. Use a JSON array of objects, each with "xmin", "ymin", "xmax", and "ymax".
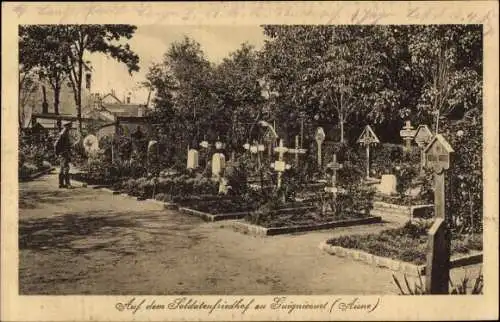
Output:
[
  {"xmin": 407, "ymin": 25, "xmax": 482, "ymax": 133},
  {"xmin": 144, "ymin": 38, "xmax": 265, "ymax": 161},
  {"xmin": 328, "ymin": 221, "xmax": 482, "ymax": 265},
  {"xmin": 20, "ymin": 25, "xmax": 140, "ymax": 132},
  {"xmin": 115, "ymin": 173, "xmax": 219, "ymax": 199},
  {"xmin": 392, "ymin": 270, "xmax": 483, "ymax": 295},
  {"xmin": 439, "ymin": 116, "xmax": 482, "ymax": 234},
  {"xmin": 19, "ymin": 25, "xmax": 69, "ymax": 117}
]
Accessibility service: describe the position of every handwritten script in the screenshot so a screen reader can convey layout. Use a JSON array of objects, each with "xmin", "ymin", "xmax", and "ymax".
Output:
[
  {"xmin": 8, "ymin": 3, "xmax": 496, "ymax": 35},
  {"xmin": 114, "ymin": 296, "xmax": 381, "ymax": 315}
]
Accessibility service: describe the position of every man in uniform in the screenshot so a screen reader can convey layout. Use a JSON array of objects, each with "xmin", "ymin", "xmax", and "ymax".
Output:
[{"xmin": 54, "ymin": 121, "xmax": 73, "ymax": 188}]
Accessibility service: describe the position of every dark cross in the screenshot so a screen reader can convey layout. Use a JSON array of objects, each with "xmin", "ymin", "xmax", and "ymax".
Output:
[
  {"xmin": 424, "ymin": 134, "xmax": 454, "ymax": 294},
  {"xmin": 325, "ymin": 154, "xmax": 343, "ymax": 193}
]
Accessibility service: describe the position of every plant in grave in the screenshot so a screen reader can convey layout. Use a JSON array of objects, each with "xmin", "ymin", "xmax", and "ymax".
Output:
[
  {"xmin": 392, "ymin": 270, "xmax": 484, "ymax": 295},
  {"xmin": 245, "ymin": 187, "xmax": 288, "ymax": 225}
]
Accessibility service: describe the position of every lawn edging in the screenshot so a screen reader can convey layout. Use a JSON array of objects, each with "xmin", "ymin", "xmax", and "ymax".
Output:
[
  {"xmin": 69, "ymin": 179, "xmax": 180, "ymax": 210},
  {"xmin": 232, "ymin": 216, "xmax": 382, "ymax": 237},
  {"xmin": 19, "ymin": 166, "xmax": 56, "ymax": 182},
  {"xmin": 179, "ymin": 207, "xmax": 252, "ymax": 222},
  {"xmin": 372, "ymin": 201, "xmax": 433, "ymax": 219},
  {"xmin": 319, "ymin": 242, "xmax": 483, "ymax": 276}
]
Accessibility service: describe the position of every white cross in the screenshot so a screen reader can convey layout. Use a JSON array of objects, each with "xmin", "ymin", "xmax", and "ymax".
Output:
[
  {"xmin": 288, "ymin": 136, "xmax": 307, "ymax": 166},
  {"xmin": 325, "ymin": 154, "xmax": 343, "ymax": 193},
  {"xmin": 271, "ymin": 139, "xmax": 292, "ymax": 189}
]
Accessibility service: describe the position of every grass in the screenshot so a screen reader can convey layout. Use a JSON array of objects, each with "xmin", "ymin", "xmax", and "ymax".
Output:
[
  {"xmin": 180, "ymin": 199, "xmax": 257, "ymax": 214},
  {"xmin": 246, "ymin": 208, "xmax": 371, "ymax": 228},
  {"xmin": 327, "ymin": 221, "xmax": 483, "ymax": 265}
]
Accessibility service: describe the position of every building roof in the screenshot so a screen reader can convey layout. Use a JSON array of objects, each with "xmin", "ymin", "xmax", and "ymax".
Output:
[
  {"xmin": 101, "ymin": 104, "xmax": 144, "ymax": 117},
  {"xmin": 100, "ymin": 93, "xmax": 122, "ymax": 104}
]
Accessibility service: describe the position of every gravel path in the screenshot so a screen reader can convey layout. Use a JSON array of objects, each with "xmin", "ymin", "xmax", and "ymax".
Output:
[{"xmin": 18, "ymin": 174, "xmax": 481, "ymax": 295}]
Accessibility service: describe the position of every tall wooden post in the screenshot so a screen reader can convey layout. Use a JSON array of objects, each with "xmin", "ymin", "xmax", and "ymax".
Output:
[
  {"xmin": 289, "ymin": 136, "xmax": 306, "ymax": 168},
  {"xmin": 414, "ymin": 125, "xmax": 433, "ymax": 175},
  {"xmin": 295, "ymin": 135, "xmax": 299, "ymax": 166},
  {"xmin": 315, "ymin": 127, "xmax": 325, "ymax": 168},
  {"xmin": 357, "ymin": 125, "xmax": 380, "ymax": 179},
  {"xmin": 424, "ymin": 134, "xmax": 454, "ymax": 294},
  {"xmin": 365, "ymin": 145, "xmax": 370, "ymax": 179}
]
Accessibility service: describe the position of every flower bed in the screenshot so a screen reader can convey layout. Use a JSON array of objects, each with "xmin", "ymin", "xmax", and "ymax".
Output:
[
  {"xmin": 113, "ymin": 174, "xmax": 219, "ymax": 199},
  {"xmin": 233, "ymin": 212, "xmax": 381, "ymax": 236},
  {"xmin": 326, "ymin": 221, "xmax": 483, "ymax": 265},
  {"xmin": 181, "ymin": 198, "xmax": 257, "ymax": 214},
  {"xmin": 19, "ymin": 161, "xmax": 53, "ymax": 181},
  {"xmin": 246, "ymin": 208, "xmax": 373, "ymax": 229}
]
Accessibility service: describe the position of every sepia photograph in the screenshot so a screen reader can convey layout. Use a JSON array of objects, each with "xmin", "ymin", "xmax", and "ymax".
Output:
[
  {"xmin": 2, "ymin": 2, "xmax": 499, "ymax": 321},
  {"xmin": 17, "ymin": 23, "xmax": 484, "ymax": 295}
]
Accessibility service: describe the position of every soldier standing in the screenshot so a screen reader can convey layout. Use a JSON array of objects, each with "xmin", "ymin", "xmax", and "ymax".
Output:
[{"xmin": 54, "ymin": 121, "xmax": 74, "ymax": 188}]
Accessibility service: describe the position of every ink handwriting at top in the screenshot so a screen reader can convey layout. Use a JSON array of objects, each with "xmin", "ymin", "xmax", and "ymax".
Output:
[
  {"xmin": 9, "ymin": 3, "xmax": 495, "ymax": 36},
  {"xmin": 407, "ymin": 6, "xmax": 494, "ymax": 35},
  {"xmin": 351, "ymin": 8, "xmax": 393, "ymax": 24}
]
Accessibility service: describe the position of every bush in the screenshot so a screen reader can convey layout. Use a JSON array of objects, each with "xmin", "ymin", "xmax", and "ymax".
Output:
[{"xmin": 440, "ymin": 118, "xmax": 482, "ymax": 234}]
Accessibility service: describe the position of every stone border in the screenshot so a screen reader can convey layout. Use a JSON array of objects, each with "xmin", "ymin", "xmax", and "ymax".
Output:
[
  {"xmin": 320, "ymin": 242, "xmax": 483, "ymax": 276},
  {"xmin": 232, "ymin": 216, "xmax": 382, "ymax": 236},
  {"xmin": 179, "ymin": 207, "xmax": 252, "ymax": 222},
  {"xmin": 372, "ymin": 201, "xmax": 433, "ymax": 219},
  {"xmin": 19, "ymin": 167, "xmax": 55, "ymax": 182},
  {"xmin": 179, "ymin": 205, "xmax": 318, "ymax": 222}
]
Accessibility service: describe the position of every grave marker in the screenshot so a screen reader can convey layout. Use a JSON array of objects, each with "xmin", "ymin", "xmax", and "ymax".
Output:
[
  {"xmin": 315, "ymin": 127, "xmax": 326, "ymax": 167},
  {"xmin": 212, "ymin": 152, "xmax": 226, "ymax": 180},
  {"xmin": 263, "ymin": 127, "xmax": 278, "ymax": 157},
  {"xmin": 377, "ymin": 174, "xmax": 397, "ymax": 195},
  {"xmin": 424, "ymin": 134, "xmax": 454, "ymax": 294},
  {"xmin": 400, "ymin": 120, "xmax": 416, "ymax": 151},
  {"xmin": 187, "ymin": 148, "xmax": 199, "ymax": 170},
  {"xmin": 325, "ymin": 154, "xmax": 343, "ymax": 194},
  {"xmin": 288, "ymin": 135, "xmax": 307, "ymax": 167},
  {"xmin": 357, "ymin": 125, "xmax": 380, "ymax": 179},
  {"xmin": 271, "ymin": 139, "xmax": 292, "ymax": 189},
  {"xmin": 414, "ymin": 124, "xmax": 433, "ymax": 173}
]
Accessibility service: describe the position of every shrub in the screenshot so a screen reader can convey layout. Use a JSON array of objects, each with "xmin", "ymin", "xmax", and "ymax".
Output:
[{"xmin": 392, "ymin": 270, "xmax": 483, "ymax": 295}]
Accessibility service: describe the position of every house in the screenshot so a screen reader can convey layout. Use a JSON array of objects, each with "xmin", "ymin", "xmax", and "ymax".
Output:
[
  {"xmin": 91, "ymin": 91, "xmax": 154, "ymax": 140},
  {"xmin": 28, "ymin": 72, "xmax": 96, "ymax": 132}
]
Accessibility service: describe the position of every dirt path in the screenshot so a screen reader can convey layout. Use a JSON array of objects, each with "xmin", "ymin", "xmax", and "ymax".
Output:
[{"xmin": 18, "ymin": 174, "xmax": 481, "ymax": 295}]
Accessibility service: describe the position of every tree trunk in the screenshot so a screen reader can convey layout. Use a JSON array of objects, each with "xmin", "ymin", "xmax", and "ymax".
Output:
[
  {"xmin": 435, "ymin": 109, "xmax": 440, "ymax": 134},
  {"xmin": 339, "ymin": 114, "xmax": 345, "ymax": 143},
  {"xmin": 54, "ymin": 82, "xmax": 60, "ymax": 115},
  {"xmin": 77, "ymin": 59, "xmax": 83, "ymax": 133}
]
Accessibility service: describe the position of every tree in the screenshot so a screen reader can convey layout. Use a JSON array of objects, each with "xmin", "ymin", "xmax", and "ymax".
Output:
[
  {"xmin": 18, "ymin": 67, "xmax": 38, "ymax": 128},
  {"xmin": 19, "ymin": 25, "xmax": 69, "ymax": 121},
  {"xmin": 408, "ymin": 25, "xmax": 482, "ymax": 133},
  {"xmin": 212, "ymin": 43, "xmax": 265, "ymax": 146},
  {"xmin": 259, "ymin": 25, "xmax": 401, "ymax": 144},
  {"xmin": 61, "ymin": 25, "xmax": 140, "ymax": 132}
]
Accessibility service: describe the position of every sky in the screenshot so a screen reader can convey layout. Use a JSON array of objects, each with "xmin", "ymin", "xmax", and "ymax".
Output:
[{"xmin": 87, "ymin": 25, "xmax": 267, "ymax": 104}]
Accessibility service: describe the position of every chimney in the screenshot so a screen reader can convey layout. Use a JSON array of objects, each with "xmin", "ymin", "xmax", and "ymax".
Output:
[
  {"xmin": 85, "ymin": 73, "xmax": 91, "ymax": 90},
  {"xmin": 126, "ymin": 96, "xmax": 131, "ymax": 104}
]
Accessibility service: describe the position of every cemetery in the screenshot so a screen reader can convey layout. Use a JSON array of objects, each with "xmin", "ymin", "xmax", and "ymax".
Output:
[{"xmin": 17, "ymin": 24, "xmax": 484, "ymax": 295}]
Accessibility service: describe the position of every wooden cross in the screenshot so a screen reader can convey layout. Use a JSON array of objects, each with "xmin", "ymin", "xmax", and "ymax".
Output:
[
  {"xmin": 327, "ymin": 154, "xmax": 342, "ymax": 186},
  {"xmin": 414, "ymin": 124, "xmax": 433, "ymax": 175},
  {"xmin": 357, "ymin": 125, "xmax": 380, "ymax": 179},
  {"xmin": 271, "ymin": 139, "xmax": 291, "ymax": 189},
  {"xmin": 315, "ymin": 127, "xmax": 326, "ymax": 167},
  {"xmin": 244, "ymin": 140, "xmax": 265, "ymax": 167},
  {"xmin": 288, "ymin": 135, "xmax": 307, "ymax": 167},
  {"xmin": 400, "ymin": 120, "xmax": 416, "ymax": 151},
  {"xmin": 424, "ymin": 134, "xmax": 454, "ymax": 294}
]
